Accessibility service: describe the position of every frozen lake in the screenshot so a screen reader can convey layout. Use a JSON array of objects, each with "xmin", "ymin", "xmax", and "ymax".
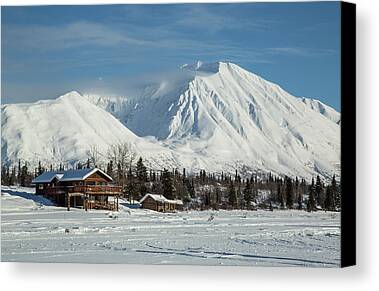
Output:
[{"xmin": 1, "ymin": 186, "xmax": 340, "ymax": 267}]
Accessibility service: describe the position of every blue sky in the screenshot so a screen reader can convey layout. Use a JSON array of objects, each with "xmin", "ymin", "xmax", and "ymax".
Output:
[{"xmin": 2, "ymin": 2, "xmax": 341, "ymax": 110}]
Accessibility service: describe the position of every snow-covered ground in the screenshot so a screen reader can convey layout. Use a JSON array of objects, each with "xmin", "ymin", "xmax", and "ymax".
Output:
[{"xmin": 1, "ymin": 186, "xmax": 340, "ymax": 267}]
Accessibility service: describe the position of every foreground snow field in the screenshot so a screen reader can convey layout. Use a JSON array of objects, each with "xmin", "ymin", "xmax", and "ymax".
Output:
[{"xmin": 1, "ymin": 186, "xmax": 340, "ymax": 267}]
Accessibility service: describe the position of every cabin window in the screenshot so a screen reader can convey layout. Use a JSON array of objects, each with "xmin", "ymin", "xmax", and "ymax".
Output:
[{"xmin": 38, "ymin": 184, "xmax": 44, "ymax": 190}]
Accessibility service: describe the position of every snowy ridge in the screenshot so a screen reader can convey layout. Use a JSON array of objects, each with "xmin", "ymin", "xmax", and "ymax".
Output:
[
  {"xmin": 83, "ymin": 94, "xmax": 130, "ymax": 117},
  {"xmin": 83, "ymin": 61, "xmax": 340, "ymax": 179},
  {"xmin": 2, "ymin": 62, "xmax": 340, "ymax": 180},
  {"xmin": 300, "ymin": 97, "xmax": 340, "ymax": 124},
  {"xmin": 1, "ymin": 91, "xmax": 177, "ymax": 170}
]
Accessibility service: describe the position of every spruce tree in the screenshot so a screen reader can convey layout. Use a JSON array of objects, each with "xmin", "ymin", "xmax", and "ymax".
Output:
[
  {"xmin": 324, "ymin": 185, "xmax": 335, "ymax": 211},
  {"xmin": 295, "ymin": 177, "xmax": 300, "ymax": 207},
  {"xmin": 135, "ymin": 158, "xmax": 148, "ymax": 199},
  {"xmin": 315, "ymin": 175, "xmax": 324, "ymax": 208},
  {"xmin": 125, "ymin": 169, "xmax": 137, "ymax": 203},
  {"xmin": 331, "ymin": 175, "xmax": 340, "ymax": 210},
  {"xmin": 228, "ymin": 180, "xmax": 237, "ymax": 209},
  {"xmin": 215, "ymin": 186, "xmax": 221, "ymax": 207},
  {"xmin": 184, "ymin": 178, "xmax": 195, "ymax": 199},
  {"xmin": 297, "ymin": 180, "xmax": 303, "ymax": 210},
  {"xmin": 243, "ymin": 179, "xmax": 252, "ymax": 209},
  {"xmin": 136, "ymin": 157, "xmax": 147, "ymax": 182},
  {"xmin": 297, "ymin": 192, "xmax": 303, "ymax": 210},
  {"xmin": 17, "ymin": 159, "xmax": 21, "ymax": 185},
  {"xmin": 277, "ymin": 180, "xmax": 284, "ymax": 208},
  {"xmin": 161, "ymin": 168, "xmax": 174, "ymax": 199},
  {"xmin": 203, "ymin": 192, "xmax": 211, "ymax": 208},
  {"xmin": 182, "ymin": 168, "xmax": 186, "ymax": 183},
  {"xmin": 38, "ymin": 161, "xmax": 44, "ymax": 175},
  {"xmin": 237, "ymin": 184, "xmax": 243, "ymax": 209},
  {"xmin": 9, "ymin": 167, "xmax": 16, "ymax": 186},
  {"xmin": 202, "ymin": 170, "xmax": 206, "ymax": 183},
  {"xmin": 285, "ymin": 176, "xmax": 294, "ymax": 209},
  {"xmin": 20, "ymin": 162, "xmax": 28, "ymax": 187},
  {"xmin": 1, "ymin": 165, "xmax": 9, "ymax": 185},
  {"xmin": 307, "ymin": 178, "xmax": 316, "ymax": 212}
]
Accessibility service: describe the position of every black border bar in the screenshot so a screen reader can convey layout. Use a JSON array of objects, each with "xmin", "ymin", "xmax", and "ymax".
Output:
[{"xmin": 340, "ymin": 1, "xmax": 356, "ymax": 268}]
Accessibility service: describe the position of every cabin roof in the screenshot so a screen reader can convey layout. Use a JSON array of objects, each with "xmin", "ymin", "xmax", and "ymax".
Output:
[
  {"xmin": 58, "ymin": 168, "xmax": 112, "ymax": 182},
  {"xmin": 31, "ymin": 171, "xmax": 64, "ymax": 183},
  {"xmin": 139, "ymin": 193, "xmax": 183, "ymax": 205},
  {"xmin": 32, "ymin": 168, "xmax": 112, "ymax": 184}
]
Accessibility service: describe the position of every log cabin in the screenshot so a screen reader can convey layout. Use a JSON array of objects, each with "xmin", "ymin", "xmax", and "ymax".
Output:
[
  {"xmin": 32, "ymin": 168, "xmax": 122, "ymax": 211},
  {"xmin": 139, "ymin": 193, "xmax": 183, "ymax": 212}
]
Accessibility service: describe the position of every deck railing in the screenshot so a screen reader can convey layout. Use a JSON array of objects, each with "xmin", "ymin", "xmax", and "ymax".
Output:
[{"xmin": 42, "ymin": 185, "xmax": 122, "ymax": 196}]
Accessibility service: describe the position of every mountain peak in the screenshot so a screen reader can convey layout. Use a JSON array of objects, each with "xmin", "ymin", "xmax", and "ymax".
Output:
[
  {"xmin": 180, "ymin": 61, "xmax": 249, "ymax": 76},
  {"xmin": 57, "ymin": 90, "xmax": 83, "ymax": 100},
  {"xmin": 1, "ymin": 62, "xmax": 341, "ymax": 180},
  {"xmin": 180, "ymin": 61, "xmax": 222, "ymax": 74}
]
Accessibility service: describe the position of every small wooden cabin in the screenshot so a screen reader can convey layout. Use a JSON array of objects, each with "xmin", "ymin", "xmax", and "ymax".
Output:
[
  {"xmin": 32, "ymin": 168, "xmax": 122, "ymax": 211},
  {"xmin": 139, "ymin": 193, "xmax": 183, "ymax": 212}
]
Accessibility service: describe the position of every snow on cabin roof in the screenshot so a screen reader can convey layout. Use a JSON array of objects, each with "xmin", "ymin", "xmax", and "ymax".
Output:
[
  {"xmin": 173, "ymin": 199, "xmax": 183, "ymax": 205},
  {"xmin": 58, "ymin": 168, "xmax": 112, "ymax": 182},
  {"xmin": 139, "ymin": 193, "xmax": 183, "ymax": 205},
  {"xmin": 31, "ymin": 171, "xmax": 64, "ymax": 183},
  {"xmin": 32, "ymin": 168, "xmax": 112, "ymax": 184},
  {"xmin": 139, "ymin": 194, "xmax": 167, "ymax": 203}
]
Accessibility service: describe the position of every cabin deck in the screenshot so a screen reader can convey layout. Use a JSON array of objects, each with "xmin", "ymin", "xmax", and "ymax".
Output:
[
  {"xmin": 41, "ymin": 185, "xmax": 122, "ymax": 195},
  {"xmin": 39, "ymin": 185, "xmax": 122, "ymax": 211}
]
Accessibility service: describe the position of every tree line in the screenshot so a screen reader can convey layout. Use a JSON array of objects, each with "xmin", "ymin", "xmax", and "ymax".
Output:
[{"xmin": 2, "ymin": 155, "xmax": 341, "ymax": 212}]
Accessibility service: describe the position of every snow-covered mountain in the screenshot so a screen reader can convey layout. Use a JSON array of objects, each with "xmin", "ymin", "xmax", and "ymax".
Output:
[
  {"xmin": 1, "ymin": 91, "xmax": 177, "ymax": 170},
  {"xmin": 84, "ymin": 61, "xmax": 341, "ymax": 179},
  {"xmin": 1, "ymin": 62, "xmax": 340, "ymax": 180},
  {"xmin": 300, "ymin": 97, "xmax": 341, "ymax": 124}
]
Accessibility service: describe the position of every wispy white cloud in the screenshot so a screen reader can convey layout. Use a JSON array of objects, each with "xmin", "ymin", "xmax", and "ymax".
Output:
[
  {"xmin": 3, "ymin": 21, "xmax": 154, "ymax": 51},
  {"xmin": 3, "ymin": 18, "xmax": 276, "ymax": 75},
  {"xmin": 173, "ymin": 5, "xmax": 271, "ymax": 33},
  {"xmin": 3, "ymin": 3, "xmax": 276, "ymax": 53},
  {"xmin": 267, "ymin": 47, "xmax": 337, "ymax": 57}
]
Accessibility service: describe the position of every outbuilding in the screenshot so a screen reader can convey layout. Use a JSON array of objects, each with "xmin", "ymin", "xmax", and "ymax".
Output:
[{"xmin": 139, "ymin": 193, "xmax": 183, "ymax": 212}]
